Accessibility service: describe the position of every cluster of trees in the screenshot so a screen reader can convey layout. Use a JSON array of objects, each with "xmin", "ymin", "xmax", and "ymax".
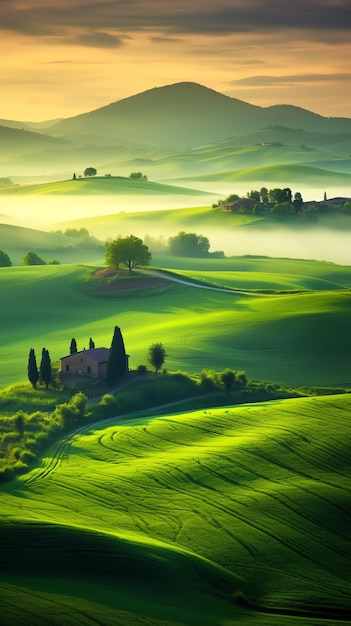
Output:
[
  {"xmin": 216, "ymin": 187, "xmax": 305, "ymax": 215},
  {"xmin": 168, "ymin": 231, "xmax": 211, "ymax": 257},
  {"xmin": 52, "ymin": 227, "xmax": 101, "ymax": 248},
  {"xmin": 129, "ymin": 172, "xmax": 148, "ymax": 180},
  {"xmin": 200, "ymin": 368, "xmax": 247, "ymax": 393},
  {"xmin": 144, "ymin": 231, "xmax": 222, "ymax": 258},
  {"xmin": 0, "ymin": 177, "xmax": 13, "ymax": 188},
  {"xmin": 105, "ymin": 231, "xmax": 220, "ymax": 268},
  {"xmin": 0, "ymin": 251, "xmax": 60, "ymax": 266},
  {"xmin": 27, "ymin": 348, "xmax": 52, "ymax": 389},
  {"xmin": 77, "ymin": 169, "xmax": 148, "ymax": 180}
]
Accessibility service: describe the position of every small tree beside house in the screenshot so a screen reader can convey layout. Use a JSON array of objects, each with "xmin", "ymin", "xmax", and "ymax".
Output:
[
  {"xmin": 70, "ymin": 338, "xmax": 78, "ymax": 354},
  {"xmin": 148, "ymin": 343, "xmax": 167, "ymax": 374},
  {"xmin": 107, "ymin": 326, "xmax": 128, "ymax": 386}
]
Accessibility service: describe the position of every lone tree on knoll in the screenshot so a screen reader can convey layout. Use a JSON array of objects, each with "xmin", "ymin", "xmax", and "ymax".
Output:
[
  {"xmin": 28, "ymin": 348, "xmax": 39, "ymax": 389},
  {"xmin": 148, "ymin": 343, "xmax": 167, "ymax": 374},
  {"xmin": 105, "ymin": 235, "xmax": 151, "ymax": 272},
  {"xmin": 107, "ymin": 326, "xmax": 127, "ymax": 386},
  {"xmin": 84, "ymin": 167, "xmax": 97, "ymax": 177}
]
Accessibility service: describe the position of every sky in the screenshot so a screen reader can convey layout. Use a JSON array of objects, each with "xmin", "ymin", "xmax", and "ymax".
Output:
[{"xmin": 1, "ymin": 0, "xmax": 351, "ymax": 122}]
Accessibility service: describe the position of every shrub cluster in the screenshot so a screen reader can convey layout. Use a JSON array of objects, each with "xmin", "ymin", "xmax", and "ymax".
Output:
[{"xmin": 0, "ymin": 392, "xmax": 88, "ymax": 481}]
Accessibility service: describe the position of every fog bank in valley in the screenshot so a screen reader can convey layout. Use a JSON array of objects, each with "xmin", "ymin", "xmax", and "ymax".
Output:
[
  {"xmin": 209, "ymin": 227, "xmax": 351, "ymax": 266},
  {"xmin": 1, "ymin": 194, "xmax": 350, "ymax": 266}
]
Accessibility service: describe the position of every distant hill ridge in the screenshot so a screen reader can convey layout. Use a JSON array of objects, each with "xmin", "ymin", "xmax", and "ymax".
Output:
[
  {"xmin": 48, "ymin": 82, "xmax": 351, "ymax": 149},
  {"xmin": 3, "ymin": 82, "xmax": 351, "ymax": 151}
]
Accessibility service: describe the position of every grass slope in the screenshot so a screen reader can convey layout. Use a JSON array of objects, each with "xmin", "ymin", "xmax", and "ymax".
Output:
[
  {"xmin": 0, "ymin": 394, "xmax": 350, "ymax": 624},
  {"xmin": 170, "ymin": 163, "xmax": 351, "ymax": 185},
  {"xmin": 0, "ymin": 177, "xmax": 212, "ymax": 197},
  {"xmin": 53, "ymin": 205, "xmax": 263, "ymax": 240},
  {"xmin": 1, "ymin": 263, "xmax": 351, "ymax": 388}
]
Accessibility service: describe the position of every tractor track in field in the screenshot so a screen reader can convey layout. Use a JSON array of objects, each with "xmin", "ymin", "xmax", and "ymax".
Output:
[
  {"xmin": 139, "ymin": 269, "xmax": 284, "ymax": 296},
  {"xmin": 0, "ymin": 394, "xmax": 213, "ymax": 492}
]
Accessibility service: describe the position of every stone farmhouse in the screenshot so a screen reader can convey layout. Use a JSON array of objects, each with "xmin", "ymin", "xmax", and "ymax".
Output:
[{"xmin": 60, "ymin": 348, "xmax": 111, "ymax": 379}]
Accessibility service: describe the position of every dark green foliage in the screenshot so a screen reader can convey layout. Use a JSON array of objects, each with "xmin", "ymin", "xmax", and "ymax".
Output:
[
  {"xmin": 269, "ymin": 188, "xmax": 291, "ymax": 204},
  {"xmin": 220, "ymin": 369, "xmax": 236, "ymax": 393},
  {"xmin": 107, "ymin": 326, "xmax": 127, "ymax": 386},
  {"xmin": 247, "ymin": 189, "xmax": 260, "ymax": 201},
  {"xmin": 70, "ymin": 338, "xmax": 77, "ymax": 354},
  {"xmin": 54, "ymin": 392, "xmax": 87, "ymax": 430},
  {"xmin": 129, "ymin": 171, "xmax": 148, "ymax": 180},
  {"xmin": 84, "ymin": 167, "xmax": 97, "ymax": 177},
  {"xmin": 200, "ymin": 369, "xmax": 221, "ymax": 391},
  {"xmin": 137, "ymin": 364, "xmax": 148, "ymax": 375},
  {"xmin": 40, "ymin": 348, "xmax": 51, "ymax": 389},
  {"xmin": 105, "ymin": 235, "xmax": 152, "ymax": 271},
  {"xmin": 14, "ymin": 411, "xmax": 25, "ymax": 437},
  {"xmin": 0, "ymin": 250, "xmax": 12, "ymax": 266},
  {"xmin": 22, "ymin": 251, "xmax": 46, "ymax": 265},
  {"xmin": 293, "ymin": 191, "xmax": 304, "ymax": 210},
  {"xmin": 224, "ymin": 193, "xmax": 240, "ymax": 202},
  {"xmin": 99, "ymin": 394, "xmax": 118, "ymax": 417},
  {"xmin": 271, "ymin": 201, "xmax": 295, "ymax": 216},
  {"xmin": 168, "ymin": 231, "xmax": 210, "ymax": 257},
  {"xmin": 27, "ymin": 348, "xmax": 39, "ymax": 389},
  {"xmin": 0, "ymin": 177, "xmax": 13, "ymax": 187},
  {"xmin": 89, "ymin": 337, "xmax": 95, "ymax": 349},
  {"xmin": 148, "ymin": 343, "xmax": 167, "ymax": 374}
]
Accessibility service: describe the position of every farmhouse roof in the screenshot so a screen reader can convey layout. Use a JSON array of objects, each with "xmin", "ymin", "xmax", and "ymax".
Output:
[{"xmin": 61, "ymin": 348, "xmax": 110, "ymax": 363}]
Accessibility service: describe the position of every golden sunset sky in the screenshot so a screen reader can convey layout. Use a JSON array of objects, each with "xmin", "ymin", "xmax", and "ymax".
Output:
[{"xmin": 1, "ymin": 0, "xmax": 351, "ymax": 121}]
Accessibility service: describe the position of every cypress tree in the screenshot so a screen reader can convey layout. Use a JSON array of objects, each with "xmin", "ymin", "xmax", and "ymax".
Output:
[
  {"xmin": 70, "ymin": 338, "xmax": 77, "ymax": 354},
  {"xmin": 28, "ymin": 348, "xmax": 39, "ymax": 389},
  {"xmin": 40, "ymin": 348, "xmax": 52, "ymax": 389},
  {"xmin": 107, "ymin": 326, "xmax": 127, "ymax": 386},
  {"xmin": 89, "ymin": 337, "xmax": 95, "ymax": 349}
]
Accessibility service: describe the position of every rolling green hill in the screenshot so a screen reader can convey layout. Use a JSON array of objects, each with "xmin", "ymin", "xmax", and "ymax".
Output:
[
  {"xmin": 1, "ymin": 263, "xmax": 351, "ymax": 388},
  {"xmin": 0, "ymin": 394, "xmax": 350, "ymax": 624},
  {"xmin": 169, "ymin": 163, "xmax": 351, "ymax": 186},
  {"xmin": 53, "ymin": 204, "xmax": 262, "ymax": 241},
  {"xmin": 0, "ymin": 176, "xmax": 212, "ymax": 197}
]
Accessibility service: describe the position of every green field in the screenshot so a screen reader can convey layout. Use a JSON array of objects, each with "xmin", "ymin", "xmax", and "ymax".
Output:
[
  {"xmin": 1, "ymin": 261, "xmax": 351, "ymax": 389},
  {"xmin": 0, "ymin": 176, "xmax": 212, "ymax": 197},
  {"xmin": 170, "ymin": 163, "xmax": 351, "ymax": 186},
  {"xmin": 1, "ymin": 394, "xmax": 350, "ymax": 624}
]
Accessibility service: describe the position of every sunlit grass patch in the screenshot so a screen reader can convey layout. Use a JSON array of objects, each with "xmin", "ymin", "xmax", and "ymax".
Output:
[{"xmin": 0, "ymin": 394, "xmax": 350, "ymax": 624}]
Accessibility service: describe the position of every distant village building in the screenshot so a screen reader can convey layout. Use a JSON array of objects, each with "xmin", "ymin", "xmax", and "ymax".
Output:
[
  {"xmin": 222, "ymin": 198, "xmax": 257, "ymax": 213},
  {"xmin": 60, "ymin": 348, "xmax": 111, "ymax": 379}
]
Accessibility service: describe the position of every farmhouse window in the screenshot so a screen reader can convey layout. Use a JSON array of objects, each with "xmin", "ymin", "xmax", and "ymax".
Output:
[
  {"xmin": 65, "ymin": 364, "xmax": 69, "ymax": 371},
  {"xmin": 87, "ymin": 366, "xmax": 91, "ymax": 374}
]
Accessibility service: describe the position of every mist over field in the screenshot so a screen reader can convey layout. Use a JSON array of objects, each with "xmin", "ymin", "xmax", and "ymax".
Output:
[{"xmin": 2, "ymin": 192, "xmax": 350, "ymax": 265}]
